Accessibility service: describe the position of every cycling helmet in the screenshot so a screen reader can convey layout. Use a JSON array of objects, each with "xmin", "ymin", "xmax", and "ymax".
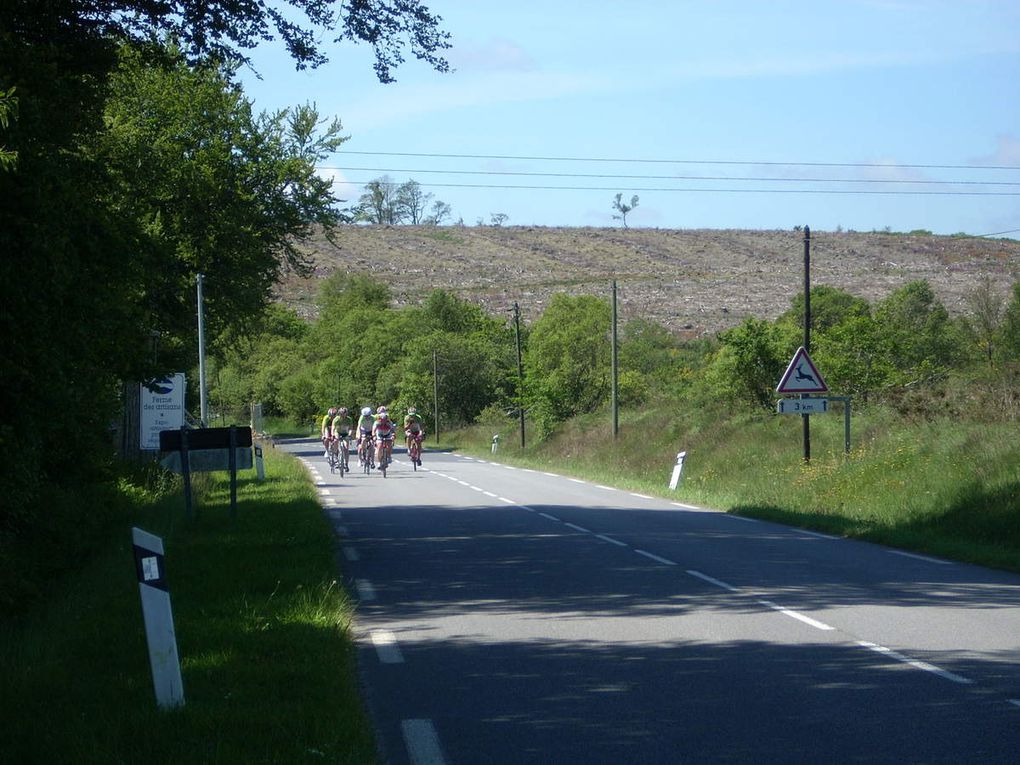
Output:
[
  {"xmin": 328, "ymin": 407, "xmax": 337, "ymax": 416},
  {"xmin": 339, "ymin": 407, "xmax": 348, "ymax": 416},
  {"xmin": 407, "ymin": 406, "xmax": 417, "ymax": 414},
  {"xmin": 361, "ymin": 406, "xmax": 372, "ymax": 416},
  {"xmin": 377, "ymin": 406, "xmax": 387, "ymax": 414}
]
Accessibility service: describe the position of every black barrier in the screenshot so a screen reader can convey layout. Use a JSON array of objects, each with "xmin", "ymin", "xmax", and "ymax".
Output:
[
  {"xmin": 160, "ymin": 426, "xmax": 253, "ymax": 519},
  {"xmin": 160, "ymin": 426, "xmax": 252, "ymax": 451}
]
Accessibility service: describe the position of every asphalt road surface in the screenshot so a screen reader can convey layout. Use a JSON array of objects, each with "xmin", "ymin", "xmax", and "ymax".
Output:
[{"xmin": 279, "ymin": 438, "xmax": 1020, "ymax": 764}]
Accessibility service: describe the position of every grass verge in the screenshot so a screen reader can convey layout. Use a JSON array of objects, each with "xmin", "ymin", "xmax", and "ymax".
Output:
[
  {"xmin": 0, "ymin": 446, "xmax": 375, "ymax": 764},
  {"xmin": 446, "ymin": 405, "xmax": 1020, "ymax": 573}
]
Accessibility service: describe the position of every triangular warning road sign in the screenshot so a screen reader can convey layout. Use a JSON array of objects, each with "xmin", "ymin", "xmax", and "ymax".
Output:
[{"xmin": 776, "ymin": 347, "xmax": 828, "ymax": 393}]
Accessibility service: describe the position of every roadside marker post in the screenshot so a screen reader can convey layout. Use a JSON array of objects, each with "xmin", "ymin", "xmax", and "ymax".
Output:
[
  {"xmin": 254, "ymin": 444, "xmax": 265, "ymax": 481},
  {"xmin": 132, "ymin": 527, "xmax": 185, "ymax": 710},
  {"xmin": 492, "ymin": 434, "xmax": 500, "ymax": 454},
  {"xmin": 669, "ymin": 451, "xmax": 687, "ymax": 490}
]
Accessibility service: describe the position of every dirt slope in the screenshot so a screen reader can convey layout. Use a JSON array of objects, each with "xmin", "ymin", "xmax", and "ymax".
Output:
[{"xmin": 276, "ymin": 226, "xmax": 1020, "ymax": 336}]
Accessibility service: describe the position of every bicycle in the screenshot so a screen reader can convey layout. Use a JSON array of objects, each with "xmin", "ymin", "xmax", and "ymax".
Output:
[
  {"xmin": 359, "ymin": 436, "xmax": 373, "ymax": 474},
  {"xmin": 326, "ymin": 437, "xmax": 340, "ymax": 474},
  {"xmin": 337, "ymin": 434, "xmax": 351, "ymax": 477},
  {"xmin": 406, "ymin": 431, "xmax": 423, "ymax": 470},
  {"xmin": 375, "ymin": 435, "xmax": 393, "ymax": 478}
]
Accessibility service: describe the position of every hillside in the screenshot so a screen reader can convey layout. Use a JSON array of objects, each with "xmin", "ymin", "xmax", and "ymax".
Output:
[{"xmin": 277, "ymin": 226, "xmax": 1020, "ymax": 336}]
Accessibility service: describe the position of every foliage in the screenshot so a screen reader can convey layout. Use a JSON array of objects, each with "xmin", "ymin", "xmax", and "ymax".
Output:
[
  {"xmin": 702, "ymin": 318, "xmax": 786, "ymax": 409},
  {"xmin": 525, "ymin": 294, "xmax": 612, "ymax": 433},
  {"xmin": 356, "ymin": 175, "xmax": 453, "ymax": 224},
  {"xmin": 611, "ymin": 193, "xmax": 639, "ymax": 227}
]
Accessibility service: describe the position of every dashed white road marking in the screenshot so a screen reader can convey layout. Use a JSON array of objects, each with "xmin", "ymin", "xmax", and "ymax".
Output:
[
  {"xmin": 888, "ymin": 550, "xmax": 953, "ymax": 565},
  {"xmin": 499, "ymin": 497, "xmax": 516, "ymax": 504},
  {"xmin": 858, "ymin": 641, "xmax": 973, "ymax": 684},
  {"xmin": 355, "ymin": 579, "xmax": 376, "ymax": 601},
  {"xmin": 564, "ymin": 523, "xmax": 591, "ymax": 533},
  {"xmin": 371, "ymin": 630, "xmax": 405, "ymax": 664},
  {"xmin": 401, "ymin": 719, "xmax": 447, "ymax": 765},
  {"xmin": 635, "ymin": 549, "xmax": 677, "ymax": 566},
  {"xmin": 596, "ymin": 534, "xmax": 627, "ymax": 547},
  {"xmin": 797, "ymin": 529, "xmax": 840, "ymax": 540},
  {"xmin": 1009, "ymin": 699, "xmax": 1020, "ymax": 708},
  {"xmin": 757, "ymin": 599, "xmax": 834, "ymax": 631},
  {"xmin": 342, "ymin": 546, "xmax": 359, "ymax": 562},
  {"xmin": 538, "ymin": 512, "xmax": 560, "ymax": 521},
  {"xmin": 630, "ymin": 492, "xmax": 653, "ymax": 499},
  {"xmin": 483, "ymin": 491, "xmax": 497, "ymax": 498},
  {"xmin": 456, "ymin": 480, "xmax": 470, "ymax": 486},
  {"xmin": 596, "ymin": 485, "xmax": 617, "ymax": 491},
  {"xmin": 568, "ymin": 478, "xmax": 586, "ymax": 484},
  {"xmin": 687, "ymin": 569, "xmax": 740, "ymax": 592},
  {"xmin": 542, "ymin": 471, "xmax": 558, "ymax": 477},
  {"xmin": 670, "ymin": 501, "xmax": 701, "ymax": 510}
]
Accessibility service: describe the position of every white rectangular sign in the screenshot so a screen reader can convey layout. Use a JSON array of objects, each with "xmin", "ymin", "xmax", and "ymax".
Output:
[
  {"xmin": 777, "ymin": 397, "xmax": 829, "ymax": 414},
  {"xmin": 140, "ymin": 373, "xmax": 186, "ymax": 450}
]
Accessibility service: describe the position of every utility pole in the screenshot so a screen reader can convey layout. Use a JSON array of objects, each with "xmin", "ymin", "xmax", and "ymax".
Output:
[
  {"xmin": 513, "ymin": 302, "xmax": 526, "ymax": 448},
  {"xmin": 433, "ymin": 349, "xmax": 439, "ymax": 445},
  {"xmin": 196, "ymin": 273, "xmax": 208, "ymax": 426},
  {"xmin": 802, "ymin": 226, "xmax": 811, "ymax": 463},
  {"xmin": 611, "ymin": 280, "xmax": 619, "ymax": 438}
]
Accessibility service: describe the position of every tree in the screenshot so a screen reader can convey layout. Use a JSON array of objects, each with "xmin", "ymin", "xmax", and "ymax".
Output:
[
  {"xmin": 612, "ymin": 193, "xmax": 639, "ymax": 228},
  {"xmin": 525, "ymin": 294, "xmax": 612, "ymax": 432},
  {"xmin": 0, "ymin": 87, "xmax": 16, "ymax": 170},
  {"xmin": 1001, "ymin": 282, "xmax": 1020, "ymax": 363},
  {"xmin": 704, "ymin": 318, "xmax": 785, "ymax": 410},
  {"xmin": 1, "ymin": 1, "xmax": 451, "ymax": 83},
  {"xmin": 358, "ymin": 175, "xmax": 402, "ymax": 224},
  {"xmin": 396, "ymin": 179, "xmax": 432, "ymax": 224},
  {"xmin": 490, "ymin": 212, "xmax": 509, "ymax": 227},
  {"xmin": 427, "ymin": 199, "xmax": 452, "ymax": 225},
  {"xmin": 875, "ymin": 281, "xmax": 961, "ymax": 384},
  {"xmin": 960, "ymin": 275, "xmax": 1007, "ymax": 365}
]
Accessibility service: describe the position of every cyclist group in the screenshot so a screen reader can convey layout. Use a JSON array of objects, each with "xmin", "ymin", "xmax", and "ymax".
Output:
[{"xmin": 320, "ymin": 405, "xmax": 425, "ymax": 473}]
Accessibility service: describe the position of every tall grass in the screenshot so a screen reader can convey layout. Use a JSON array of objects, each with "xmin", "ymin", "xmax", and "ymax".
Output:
[
  {"xmin": 0, "ymin": 447, "xmax": 375, "ymax": 764},
  {"xmin": 452, "ymin": 403, "xmax": 1020, "ymax": 572}
]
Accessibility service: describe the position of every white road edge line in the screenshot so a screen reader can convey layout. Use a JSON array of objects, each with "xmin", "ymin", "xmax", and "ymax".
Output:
[
  {"xmin": 888, "ymin": 549, "xmax": 953, "ymax": 565},
  {"xmin": 670, "ymin": 502, "xmax": 701, "ymax": 510},
  {"xmin": 568, "ymin": 478, "xmax": 586, "ymax": 484},
  {"xmin": 596, "ymin": 534, "xmax": 627, "ymax": 547},
  {"xmin": 564, "ymin": 523, "xmax": 590, "ymax": 533},
  {"xmin": 538, "ymin": 512, "xmax": 560, "ymax": 521},
  {"xmin": 630, "ymin": 492, "xmax": 653, "ymax": 499},
  {"xmin": 1008, "ymin": 699, "xmax": 1020, "ymax": 708},
  {"xmin": 401, "ymin": 719, "xmax": 447, "ymax": 765},
  {"xmin": 499, "ymin": 497, "xmax": 516, "ymax": 504},
  {"xmin": 857, "ymin": 641, "xmax": 973, "ymax": 684},
  {"xmin": 371, "ymin": 630, "xmax": 404, "ymax": 664},
  {"xmin": 596, "ymin": 485, "xmax": 617, "ymax": 491},
  {"xmin": 635, "ymin": 549, "xmax": 678, "ymax": 566},
  {"xmin": 797, "ymin": 529, "xmax": 840, "ymax": 540},
  {"xmin": 757, "ymin": 599, "xmax": 834, "ymax": 631},
  {"xmin": 687, "ymin": 569, "xmax": 740, "ymax": 592}
]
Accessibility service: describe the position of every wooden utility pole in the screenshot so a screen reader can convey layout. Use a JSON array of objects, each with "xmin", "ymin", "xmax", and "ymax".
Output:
[
  {"xmin": 513, "ymin": 302, "xmax": 526, "ymax": 448},
  {"xmin": 611, "ymin": 280, "xmax": 619, "ymax": 438},
  {"xmin": 803, "ymin": 226, "xmax": 811, "ymax": 463}
]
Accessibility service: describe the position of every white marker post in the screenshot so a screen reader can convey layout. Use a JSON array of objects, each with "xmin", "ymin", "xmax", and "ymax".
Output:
[
  {"xmin": 254, "ymin": 444, "xmax": 265, "ymax": 481},
  {"xmin": 132, "ymin": 527, "xmax": 185, "ymax": 709},
  {"xmin": 669, "ymin": 451, "xmax": 687, "ymax": 490}
]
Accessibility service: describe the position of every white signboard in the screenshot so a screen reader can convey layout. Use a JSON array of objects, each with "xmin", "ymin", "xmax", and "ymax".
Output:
[
  {"xmin": 140, "ymin": 373, "xmax": 186, "ymax": 450},
  {"xmin": 777, "ymin": 397, "xmax": 829, "ymax": 414}
]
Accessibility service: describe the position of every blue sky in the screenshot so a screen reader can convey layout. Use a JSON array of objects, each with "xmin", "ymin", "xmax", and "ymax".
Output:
[{"xmin": 237, "ymin": 1, "xmax": 1020, "ymax": 236}]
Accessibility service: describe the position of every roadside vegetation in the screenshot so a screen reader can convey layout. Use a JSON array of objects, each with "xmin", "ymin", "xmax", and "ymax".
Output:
[{"xmin": 0, "ymin": 447, "xmax": 376, "ymax": 763}]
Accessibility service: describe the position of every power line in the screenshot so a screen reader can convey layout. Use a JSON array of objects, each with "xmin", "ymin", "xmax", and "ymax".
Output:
[
  {"xmin": 338, "ymin": 150, "xmax": 1020, "ymax": 172},
  {"xmin": 328, "ymin": 179, "xmax": 1020, "ymax": 196},
  {"xmin": 320, "ymin": 165, "xmax": 1020, "ymax": 187}
]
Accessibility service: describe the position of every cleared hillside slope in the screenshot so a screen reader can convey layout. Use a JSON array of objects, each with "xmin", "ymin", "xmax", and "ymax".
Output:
[{"xmin": 277, "ymin": 226, "xmax": 1020, "ymax": 336}]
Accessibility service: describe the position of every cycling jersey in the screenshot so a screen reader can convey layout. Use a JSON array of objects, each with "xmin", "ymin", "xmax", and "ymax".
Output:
[
  {"xmin": 331, "ymin": 416, "xmax": 353, "ymax": 437},
  {"xmin": 404, "ymin": 413, "xmax": 423, "ymax": 433},
  {"xmin": 373, "ymin": 415, "xmax": 396, "ymax": 438},
  {"xmin": 320, "ymin": 414, "xmax": 333, "ymax": 437},
  {"xmin": 357, "ymin": 414, "xmax": 374, "ymax": 434}
]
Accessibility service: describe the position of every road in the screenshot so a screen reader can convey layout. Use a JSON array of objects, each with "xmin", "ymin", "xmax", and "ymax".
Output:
[{"xmin": 279, "ymin": 438, "xmax": 1020, "ymax": 764}]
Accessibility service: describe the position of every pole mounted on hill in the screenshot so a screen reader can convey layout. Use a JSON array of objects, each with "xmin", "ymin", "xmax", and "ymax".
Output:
[
  {"xmin": 803, "ymin": 226, "xmax": 811, "ymax": 463},
  {"xmin": 513, "ymin": 302, "xmax": 526, "ymax": 449}
]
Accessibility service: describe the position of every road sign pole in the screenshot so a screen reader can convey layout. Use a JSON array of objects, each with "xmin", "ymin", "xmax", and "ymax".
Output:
[{"xmin": 802, "ymin": 225, "xmax": 811, "ymax": 463}]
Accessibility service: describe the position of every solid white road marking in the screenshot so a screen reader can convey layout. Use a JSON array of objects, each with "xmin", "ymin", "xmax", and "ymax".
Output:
[
  {"xmin": 355, "ymin": 579, "xmax": 376, "ymax": 601},
  {"xmin": 371, "ymin": 631, "xmax": 404, "ymax": 664},
  {"xmin": 630, "ymin": 492, "xmax": 653, "ymax": 499},
  {"xmin": 596, "ymin": 534, "xmax": 627, "ymax": 547},
  {"xmin": 318, "ymin": 488, "xmax": 331, "ymax": 496},
  {"xmin": 564, "ymin": 523, "xmax": 590, "ymax": 533},
  {"xmin": 635, "ymin": 549, "xmax": 677, "ymax": 566},
  {"xmin": 670, "ymin": 502, "xmax": 701, "ymax": 510},
  {"xmin": 568, "ymin": 478, "xmax": 586, "ymax": 484},
  {"xmin": 888, "ymin": 550, "xmax": 953, "ymax": 565},
  {"xmin": 757, "ymin": 600, "xmax": 834, "ymax": 631},
  {"xmin": 342, "ymin": 546, "xmax": 359, "ymax": 562},
  {"xmin": 401, "ymin": 719, "xmax": 447, "ymax": 765},
  {"xmin": 687, "ymin": 570, "xmax": 740, "ymax": 592},
  {"xmin": 858, "ymin": 641, "xmax": 973, "ymax": 684},
  {"xmin": 596, "ymin": 485, "xmax": 617, "ymax": 491}
]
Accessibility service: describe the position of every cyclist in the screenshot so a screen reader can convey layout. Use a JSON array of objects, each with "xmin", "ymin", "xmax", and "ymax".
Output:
[
  {"xmin": 356, "ymin": 406, "xmax": 375, "ymax": 466},
  {"xmin": 372, "ymin": 406, "xmax": 397, "ymax": 469},
  {"xmin": 403, "ymin": 406, "xmax": 425, "ymax": 465},
  {"xmin": 320, "ymin": 407, "xmax": 337, "ymax": 458},
  {"xmin": 331, "ymin": 407, "xmax": 354, "ymax": 470}
]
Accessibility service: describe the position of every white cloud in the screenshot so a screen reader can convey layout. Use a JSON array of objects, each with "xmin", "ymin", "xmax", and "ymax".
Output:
[
  {"xmin": 317, "ymin": 167, "xmax": 359, "ymax": 201},
  {"xmin": 450, "ymin": 37, "xmax": 536, "ymax": 72},
  {"xmin": 970, "ymin": 135, "xmax": 1020, "ymax": 167}
]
